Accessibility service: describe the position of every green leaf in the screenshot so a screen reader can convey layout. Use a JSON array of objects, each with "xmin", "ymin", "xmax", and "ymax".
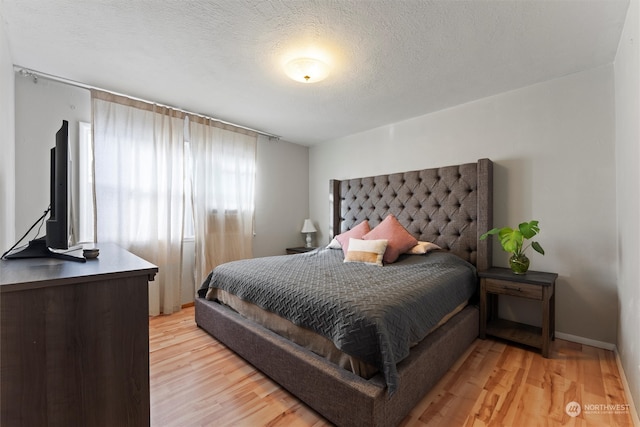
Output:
[
  {"xmin": 519, "ymin": 220, "xmax": 540, "ymax": 239},
  {"xmin": 531, "ymin": 241, "xmax": 545, "ymax": 255},
  {"xmin": 499, "ymin": 228, "xmax": 522, "ymax": 253},
  {"xmin": 479, "ymin": 228, "xmax": 501, "ymax": 240}
]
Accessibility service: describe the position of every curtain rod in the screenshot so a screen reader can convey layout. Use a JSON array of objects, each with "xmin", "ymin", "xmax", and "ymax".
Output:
[{"xmin": 14, "ymin": 65, "xmax": 281, "ymax": 141}]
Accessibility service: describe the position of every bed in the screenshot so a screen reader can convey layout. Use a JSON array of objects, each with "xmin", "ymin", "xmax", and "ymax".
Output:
[{"xmin": 195, "ymin": 158, "xmax": 493, "ymax": 427}]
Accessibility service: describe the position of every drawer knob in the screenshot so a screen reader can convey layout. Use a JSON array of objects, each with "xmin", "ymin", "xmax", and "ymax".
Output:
[{"xmin": 505, "ymin": 285, "xmax": 522, "ymax": 292}]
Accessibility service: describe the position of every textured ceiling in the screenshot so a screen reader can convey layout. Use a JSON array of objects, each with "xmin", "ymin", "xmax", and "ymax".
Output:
[{"xmin": 0, "ymin": 0, "xmax": 630, "ymax": 145}]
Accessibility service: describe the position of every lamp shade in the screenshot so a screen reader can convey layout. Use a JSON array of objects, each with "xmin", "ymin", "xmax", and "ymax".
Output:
[{"xmin": 301, "ymin": 219, "xmax": 317, "ymax": 233}]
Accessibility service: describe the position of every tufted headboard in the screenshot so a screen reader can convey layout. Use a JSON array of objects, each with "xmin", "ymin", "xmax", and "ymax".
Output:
[{"xmin": 330, "ymin": 159, "xmax": 493, "ymax": 270}]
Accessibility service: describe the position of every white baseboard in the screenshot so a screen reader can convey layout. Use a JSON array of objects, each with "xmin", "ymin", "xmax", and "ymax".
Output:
[
  {"xmin": 555, "ymin": 331, "xmax": 616, "ymax": 351},
  {"xmin": 554, "ymin": 332, "xmax": 639, "ymax": 425},
  {"xmin": 614, "ymin": 348, "xmax": 640, "ymax": 427}
]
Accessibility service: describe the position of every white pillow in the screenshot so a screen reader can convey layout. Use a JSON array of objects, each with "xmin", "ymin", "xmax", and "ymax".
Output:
[
  {"xmin": 406, "ymin": 241, "xmax": 441, "ymax": 255},
  {"xmin": 344, "ymin": 238, "xmax": 388, "ymax": 266},
  {"xmin": 326, "ymin": 238, "xmax": 342, "ymax": 249}
]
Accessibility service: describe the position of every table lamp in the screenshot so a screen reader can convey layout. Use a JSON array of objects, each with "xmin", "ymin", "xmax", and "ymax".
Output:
[{"xmin": 301, "ymin": 219, "xmax": 317, "ymax": 248}]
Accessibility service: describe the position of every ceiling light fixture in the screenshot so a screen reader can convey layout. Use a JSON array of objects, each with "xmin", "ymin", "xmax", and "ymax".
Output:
[{"xmin": 284, "ymin": 57, "xmax": 330, "ymax": 83}]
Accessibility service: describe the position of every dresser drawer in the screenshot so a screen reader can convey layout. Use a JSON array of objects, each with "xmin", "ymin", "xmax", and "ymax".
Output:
[{"xmin": 483, "ymin": 278, "xmax": 543, "ymax": 299}]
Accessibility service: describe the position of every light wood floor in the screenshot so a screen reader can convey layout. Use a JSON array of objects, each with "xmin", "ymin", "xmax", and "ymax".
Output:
[{"xmin": 149, "ymin": 307, "xmax": 636, "ymax": 427}]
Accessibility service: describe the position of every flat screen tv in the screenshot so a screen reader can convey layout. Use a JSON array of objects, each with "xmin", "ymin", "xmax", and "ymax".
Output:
[
  {"xmin": 46, "ymin": 120, "xmax": 69, "ymax": 249},
  {"xmin": 4, "ymin": 120, "xmax": 85, "ymax": 262}
]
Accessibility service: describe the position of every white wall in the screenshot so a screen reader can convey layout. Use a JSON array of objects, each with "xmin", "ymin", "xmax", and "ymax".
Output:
[
  {"xmin": 615, "ymin": 0, "xmax": 640, "ymax": 416},
  {"xmin": 254, "ymin": 136, "xmax": 310, "ymax": 256},
  {"xmin": 14, "ymin": 74, "xmax": 91, "ymax": 243},
  {"xmin": 0, "ymin": 20, "xmax": 15, "ymax": 252},
  {"xmin": 310, "ymin": 66, "xmax": 618, "ymax": 345}
]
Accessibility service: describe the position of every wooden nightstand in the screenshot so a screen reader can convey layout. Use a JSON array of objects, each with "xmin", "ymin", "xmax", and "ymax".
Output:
[
  {"xmin": 285, "ymin": 247, "xmax": 317, "ymax": 254},
  {"xmin": 479, "ymin": 267, "xmax": 558, "ymax": 358}
]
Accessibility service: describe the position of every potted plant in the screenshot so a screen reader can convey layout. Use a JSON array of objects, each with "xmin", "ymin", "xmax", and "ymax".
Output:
[{"xmin": 480, "ymin": 220, "xmax": 545, "ymax": 274}]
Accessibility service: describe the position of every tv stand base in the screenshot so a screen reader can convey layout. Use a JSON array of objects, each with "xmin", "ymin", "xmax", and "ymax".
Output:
[{"xmin": 4, "ymin": 237, "xmax": 86, "ymax": 263}]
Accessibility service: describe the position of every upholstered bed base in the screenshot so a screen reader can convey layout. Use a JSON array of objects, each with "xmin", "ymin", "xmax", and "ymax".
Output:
[
  {"xmin": 195, "ymin": 298, "xmax": 479, "ymax": 427},
  {"xmin": 195, "ymin": 159, "xmax": 492, "ymax": 426}
]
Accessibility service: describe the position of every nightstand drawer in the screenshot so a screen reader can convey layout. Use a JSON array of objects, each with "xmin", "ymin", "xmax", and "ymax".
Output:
[{"xmin": 484, "ymin": 278, "xmax": 543, "ymax": 299}]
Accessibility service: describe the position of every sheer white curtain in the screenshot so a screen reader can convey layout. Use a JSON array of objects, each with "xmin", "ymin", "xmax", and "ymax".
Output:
[
  {"xmin": 93, "ymin": 93, "xmax": 185, "ymax": 315},
  {"xmin": 188, "ymin": 117, "xmax": 257, "ymax": 285}
]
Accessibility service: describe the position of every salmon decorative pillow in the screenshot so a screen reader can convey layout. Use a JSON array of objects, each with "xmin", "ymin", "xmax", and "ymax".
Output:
[
  {"xmin": 334, "ymin": 220, "xmax": 371, "ymax": 255},
  {"xmin": 363, "ymin": 215, "xmax": 417, "ymax": 263}
]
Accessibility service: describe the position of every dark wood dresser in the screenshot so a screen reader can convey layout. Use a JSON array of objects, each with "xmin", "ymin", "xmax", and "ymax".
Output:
[{"xmin": 0, "ymin": 243, "xmax": 158, "ymax": 427}]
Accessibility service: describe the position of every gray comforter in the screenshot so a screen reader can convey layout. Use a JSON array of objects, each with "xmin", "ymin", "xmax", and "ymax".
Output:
[{"xmin": 199, "ymin": 248, "xmax": 477, "ymax": 394}]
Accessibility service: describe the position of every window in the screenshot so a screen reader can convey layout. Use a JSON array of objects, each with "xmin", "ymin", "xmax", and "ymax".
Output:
[
  {"xmin": 78, "ymin": 121, "xmax": 95, "ymax": 243},
  {"xmin": 183, "ymin": 140, "xmax": 195, "ymax": 240}
]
